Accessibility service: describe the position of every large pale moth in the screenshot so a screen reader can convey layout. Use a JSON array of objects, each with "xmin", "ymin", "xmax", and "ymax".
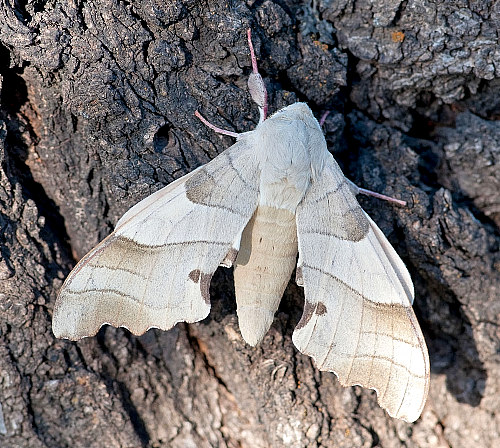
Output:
[{"xmin": 53, "ymin": 30, "xmax": 429, "ymax": 422}]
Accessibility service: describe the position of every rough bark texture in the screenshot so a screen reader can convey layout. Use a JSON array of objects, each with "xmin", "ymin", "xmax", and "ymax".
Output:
[{"xmin": 0, "ymin": 1, "xmax": 499, "ymax": 447}]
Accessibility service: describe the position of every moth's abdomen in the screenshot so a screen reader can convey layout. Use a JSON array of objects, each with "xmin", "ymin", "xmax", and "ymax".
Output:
[{"xmin": 233, "ymin": 205, "xmax": 298, "ymax": 346}]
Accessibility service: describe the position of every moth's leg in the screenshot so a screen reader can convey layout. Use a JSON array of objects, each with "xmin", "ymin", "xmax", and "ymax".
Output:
[
  {"xmin": 346, "ymin": 178, "xmax": 407, "ymax": 206},
  {"xmin": 247, "ymin": 29, "xmax": 268, "ymax": 122},
  {"xmin": 357, "ymin": 186, "xmax": 407, "ymax": 206},
  {"xmin": 194, "ymin": 110, "xmax": 239, "ymax": 138}
]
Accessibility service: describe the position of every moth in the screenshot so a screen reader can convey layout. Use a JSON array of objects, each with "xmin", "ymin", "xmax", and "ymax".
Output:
[{"xmin": 53, "ymin": 30, "xmax": 429, "ymax": 422}]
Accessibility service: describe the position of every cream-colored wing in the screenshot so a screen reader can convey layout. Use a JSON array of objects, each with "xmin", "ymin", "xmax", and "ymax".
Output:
[
  {"xmin": 53, "ymin": 139, "xmax": 260, "ymax": 340},
  {"xmin": 293, "ymin": 156, "xmax": 429, "ymax": 423}
]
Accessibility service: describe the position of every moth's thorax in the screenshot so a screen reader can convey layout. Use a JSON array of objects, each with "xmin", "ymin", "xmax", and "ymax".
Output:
[{"xmin": 252, "ymin": 102, "xmax": 329, "ymax": 212}]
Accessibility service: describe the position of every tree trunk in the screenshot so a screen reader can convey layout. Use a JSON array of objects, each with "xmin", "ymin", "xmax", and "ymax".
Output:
[{"xmin": 0, "ymin": 1, "xmax": 499, "ymax": 447}]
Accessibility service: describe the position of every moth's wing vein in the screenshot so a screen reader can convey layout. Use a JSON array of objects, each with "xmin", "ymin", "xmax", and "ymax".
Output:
[
  {"xmin": 53, "ymin": 139, "xmax": 260, "ymax": 341},
  {"xmin": 293, "ymin": 155, "xmax": 429, "ymax": 422}
]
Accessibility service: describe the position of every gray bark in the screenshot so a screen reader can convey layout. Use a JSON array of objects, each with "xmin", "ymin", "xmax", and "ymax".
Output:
[{"xmin": 0, "ymin": 1, "xmax": 498, "ymax": 447}]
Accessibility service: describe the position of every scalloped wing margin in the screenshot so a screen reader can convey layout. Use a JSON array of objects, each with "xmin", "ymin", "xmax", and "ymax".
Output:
[
  {"xmin": 293, "ymin": 156, "xmax": 429, "ymax": 422},
  {"xmin": 53, "ymin": 139, "xmax": 260, "ymax": 340}
]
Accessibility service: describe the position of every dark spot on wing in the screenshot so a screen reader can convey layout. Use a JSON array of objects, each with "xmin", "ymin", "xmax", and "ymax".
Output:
[
  {"xmin": 189, "ymin": 269, "xmax": 201, "ymax": 283},
  {"xmin": 296, "ymin": 300, "xmax": 315, "ymax": 330},
  {"xmin": 185, "ymin": 168, "xmax": 216, "ymax": 205},
  {"xmin": 316, "ymin": 302, "xmax": 327, "ymax": 315},
  {"xmin": 344, "ymin": 206, "xmax": 370, "ymax": 241},
  {"xmin": 200, "ymin": 273, "xmax": 213, "ymax": 304},
  {"xmin": 189, "ymin": 269, "xmax": 212, "ymax": 304}
]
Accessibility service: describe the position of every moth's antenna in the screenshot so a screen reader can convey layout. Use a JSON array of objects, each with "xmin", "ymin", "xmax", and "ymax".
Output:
[
  {"xmin": 247, "ymin": 29, "xmax": 268, "ymax": 122},
  {"xmin": 194, "ymin": 29, "xmax": 269, "ymax": 135},
  {"xmin": 194, "ymin": 110, "xmax": 239, "ymax": 138},
  {"xmin": 319, "ymin": 111, "xmax": 330, "ymax": 127}
]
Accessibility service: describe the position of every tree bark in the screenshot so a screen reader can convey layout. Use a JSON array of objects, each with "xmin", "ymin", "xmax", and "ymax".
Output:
[{"xmin": 0, "ymin": 1, "xmax": 499, "ymax": 447}]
